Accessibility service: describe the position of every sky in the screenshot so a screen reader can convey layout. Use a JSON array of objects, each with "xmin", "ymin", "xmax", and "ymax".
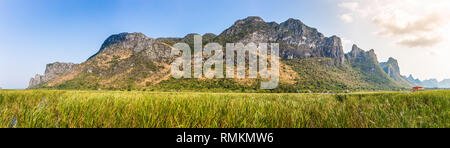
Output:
[{"xmin": 0, "ymin": 0, "xmax": 449, "ymax": 89}]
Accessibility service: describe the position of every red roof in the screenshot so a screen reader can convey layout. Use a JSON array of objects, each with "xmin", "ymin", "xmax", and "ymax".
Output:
[{"xmin": 412, "ymin": 86, "xmax": 424, "ymax": 91}]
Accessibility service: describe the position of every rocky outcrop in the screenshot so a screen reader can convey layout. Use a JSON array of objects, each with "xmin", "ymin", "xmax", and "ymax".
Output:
[
  {"xmin": 346, "ymin": 45, "xmax": 365, "ymax": 61},
  {"xmin": 28, "ymin": 62, "xmax": 78, "ymax": 88},
  {"xmin": 216, "ymin": 16, "xmax": 345, "ymax": 65},
  {"xmin": 89, "ymin": 32, "xmax": 158, "ymax": 59},
  {"xmin": 380, "ymin": 57, "xmax": 414, "ymax": 87},
  {"xmin": 345, "ymin": 44, "xmax": 404, "ymax": 88},
  {"xmin": 380, "ymin": 58, "xmax": 400, "ymax": 75},
  {"xmin": 94, "ymin": 32, "xmax": 173, "ymax": 61},
  {"xmin": 345, "ymin": 44, "xmax": 380, "ymax": 69}
]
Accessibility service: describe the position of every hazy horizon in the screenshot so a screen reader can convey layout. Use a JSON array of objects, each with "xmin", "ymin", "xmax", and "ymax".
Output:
[{"xmin": 1, "ymin": 0, "xmax": 450, "ymax": 89}]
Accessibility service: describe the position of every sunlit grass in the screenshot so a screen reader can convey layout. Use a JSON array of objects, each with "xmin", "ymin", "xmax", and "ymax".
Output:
[{"xmin": 0, "ymin": 90, "xmax": 448, "ymax": 128}]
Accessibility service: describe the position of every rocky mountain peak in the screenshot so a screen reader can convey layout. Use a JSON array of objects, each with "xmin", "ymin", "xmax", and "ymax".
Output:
[
  {"xmin": 100, "ymin": 32, "xmax": 147, "ymax": 50},
  {"xmin": 347, "ymin": 45, "xmax": 378, "ymax": 61},
  {"xmin": 220, "ymin": 17, "xmax": 272, "ymax": 38},
  {"xmin": 408, "ymin": 74, "xmax": 414, "ymax": 80},
  {"xmin": 44, "ymin": 62, "xmax": 76, "ymax": 74},
  {"xmin": 237, "ymin": 16, "xmax": 265, "ymax": 24},
  {"xmin": 28, "ymin": 62, "xmax": 78, "ymax": 88},
  {"xmin": 326, "ymin": 36, "xmax": 342, "ymax": 46},
  {"xmin": 278, "ymin": 18, "xmax": 324, "ymax": 40},
  {"xmin": 387, "ymin": 57, "xmax": 397, "ymax": 62},
  {"xmin": 349, "ymin": 44, "xmax": 364, "ymax": 58},
  {"xmin": 347, "ymin": 45, "xmax": 379, "ymax": 65},
  {"xmin": 386, "ymin": 57, "xmax": 398, "ymax": 65},
  {"xmin": 285, "ymin": 18, "xmax": 305, "ymax": 24},
  {"xmin": 279, "ymin": 18, "xmax": 305, "ymax": 29},
  {"xmin": 383, "ymin": 57, "xmax": 400, "ymax": 71},
  {"xmin": 89, "ymin": 32, "xmax": 155, "ymax": 60},
  {"xmin": 379, "ymin": 57, "xmax": 412, "ymax": 86},
  {"xmin": 323, "ymin": 36, "xmax": 345, "ymax": 65}
]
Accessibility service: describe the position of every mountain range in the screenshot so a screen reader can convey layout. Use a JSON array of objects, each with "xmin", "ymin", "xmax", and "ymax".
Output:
[
  {"xmin": 29, "ymin": 16, "xmax": 427, "ymax": 92},
  {"xmin": 404, "ymin": 75, "xmax": 450, "ymax": 88}
]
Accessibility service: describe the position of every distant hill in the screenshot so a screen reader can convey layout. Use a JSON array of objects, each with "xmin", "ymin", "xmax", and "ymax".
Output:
[
  {"xmin": 405, "ymin": 75, "xmax": 450, "ymax": 88},
  {"xmin": 29, "ymin": 16, "xmax": 409, "ymax": 92}
]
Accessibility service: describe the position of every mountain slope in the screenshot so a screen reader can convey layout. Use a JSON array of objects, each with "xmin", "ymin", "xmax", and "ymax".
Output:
[
  {"xmin": 345, "ymin": 45, "xmax": 404, "ymax": 89},
  {"xmin": 380, "ymin": 57, "xmax": 414, "ymax": 87},
  {"xmin": 29, "ymin": 16, "xmax": 406, "ymax": 91}
]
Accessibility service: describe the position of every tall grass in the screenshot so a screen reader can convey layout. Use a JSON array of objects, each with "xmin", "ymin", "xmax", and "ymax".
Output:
[{"xmin": 0, "ymin": 90, "xmax": 448, "ymax": 128}]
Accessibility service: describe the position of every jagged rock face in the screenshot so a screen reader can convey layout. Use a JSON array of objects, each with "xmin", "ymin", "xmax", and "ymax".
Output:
[
  {"xmin": 29, "ymin": 75, "xmax": 43, "ymax": 88},
  {"xmin": 216, "ymin": 16, "xmax": 345, "ymax": 65},
  {"xmin": 346, "ymin": 45, "xmax": 379, "ymax": 66},
  {"xmin": 95, "ymin": 32, "xmax": 172, "ymax": 60},
  {"xmin": 380, "ymin": 58, "xmax": 400, "ymax": 75},
  {"xmin": 90, "ymin": 32, "xmax": 157, "ymax": 59},
  {"xmin": 321, "ymin": 36, "xmax": 345, "ymax": 65},
  {"xmin": 277, "ymin": 18, "xmax": 325, "ymax": 45},
  {"xmin": 28, "ymin": 62, "xmax": 77, "ymax": 88},
  {"xmin": 380, "ymin": 58, "xmax": 413, "ymax": 87},
  {"xmin": 380, "ymin": 58, "xmax": 399, "ymax": 77},
  {"xmin": 344, "ymin": 44, "xmax": 404, "ymax": 88},
  {"xmin": 347, "ymin": 44, "xmax": 364, "ymax": 59}
]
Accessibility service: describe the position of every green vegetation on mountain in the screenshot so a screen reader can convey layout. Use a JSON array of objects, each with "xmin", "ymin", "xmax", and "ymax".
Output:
[
  {"xmin": 285, "ymin": 58, "xmax": 378, "ymax": 91},
  {"xmin": 29, "ymin": 17, "xmax": 409, "ymax": 92}
]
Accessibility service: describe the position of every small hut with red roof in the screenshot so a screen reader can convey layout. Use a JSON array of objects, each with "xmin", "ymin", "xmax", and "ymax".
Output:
[{"xmin": 412, "ymin": 86, "xmax": 424, "ymax": 91}]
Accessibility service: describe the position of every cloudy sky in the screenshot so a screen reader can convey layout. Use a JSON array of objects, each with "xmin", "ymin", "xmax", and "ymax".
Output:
[
  {"xmin": 336, "ymin": 0, "xmax": 450, "ymax": 81},
  {"xmin": 0, "ymin": 0, "xmax": 449, "ymax": 89}
]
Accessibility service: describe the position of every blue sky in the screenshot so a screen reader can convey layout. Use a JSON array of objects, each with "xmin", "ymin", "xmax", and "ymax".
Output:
[{"xmin": 1, "ymin": 0, "xmax": 449, "ymax": 89}]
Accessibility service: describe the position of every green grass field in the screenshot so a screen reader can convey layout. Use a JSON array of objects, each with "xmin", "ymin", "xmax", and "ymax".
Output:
[{"xmin": 0, "ymin": 90, "xmax": 448, "ymax": 128}]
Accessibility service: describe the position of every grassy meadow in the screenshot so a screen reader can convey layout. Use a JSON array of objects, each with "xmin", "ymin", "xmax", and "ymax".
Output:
[{"xmin": 0, "ymin": 90, "xmax": 448, "ymax": 128}]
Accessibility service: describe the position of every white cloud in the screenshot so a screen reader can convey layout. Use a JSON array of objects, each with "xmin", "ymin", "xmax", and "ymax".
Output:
[
  {"xmin": 339, "ymin": 13, "xmax": 353, "ymax": 23},
  {"xmin": 396, "ymin": 35, "xmax": 443, "ymax": 48},
  {"xmin": 338, "ymin": 0, "xmax": 450, "ymax": 48},
  {"xmin": 338, "ymin": 2, "xmax": 359, "ymax": 11},
  {"xmin": 336, "ymin": 0, "xmax": 450, "ymax": 80},
  {"xmin": 373, "ymin": 13, "xmax": 444, "ymax": 36}
]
